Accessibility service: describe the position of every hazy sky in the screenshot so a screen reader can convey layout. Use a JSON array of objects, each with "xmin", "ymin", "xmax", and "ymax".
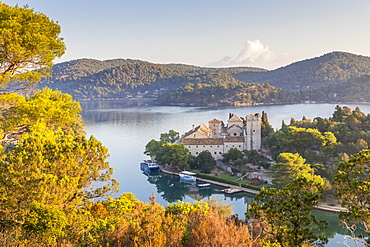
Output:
[{"xmin": 4, "ymin": 0, "xmax": 370, "ymax": 69}]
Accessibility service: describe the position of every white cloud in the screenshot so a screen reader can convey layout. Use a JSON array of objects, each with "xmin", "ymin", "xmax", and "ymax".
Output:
[
  {"xmin": 234, "ymin": 39, "xmax": 274, "ymax": 64},
  {"xmin": 207, "ymin": 39, "xmax": 289, "ymax": 69}
]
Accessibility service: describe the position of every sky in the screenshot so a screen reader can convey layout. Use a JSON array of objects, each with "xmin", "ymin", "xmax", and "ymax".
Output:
[{"xmin": 3, "ymin": 0, "xmax": 370, "ymax": 70}]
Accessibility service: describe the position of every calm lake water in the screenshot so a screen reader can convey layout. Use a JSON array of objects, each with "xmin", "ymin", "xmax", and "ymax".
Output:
[{"xmin": 81, "ymin": 101, "xmax": 370, "ymax": 246}]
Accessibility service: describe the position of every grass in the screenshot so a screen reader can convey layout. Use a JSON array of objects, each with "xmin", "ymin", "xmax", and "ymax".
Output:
[{"xmin": 215, "ymin": 173, "xmax": 251, "ymax": 185}]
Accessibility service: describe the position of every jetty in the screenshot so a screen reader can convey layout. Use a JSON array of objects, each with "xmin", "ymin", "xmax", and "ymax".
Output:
[{"xmin": 159, "ymin": 167, "xmax": 345, "ymax": 213}]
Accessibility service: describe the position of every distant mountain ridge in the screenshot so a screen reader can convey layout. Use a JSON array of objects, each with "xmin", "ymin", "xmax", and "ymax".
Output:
[
  {"xmin": 39, "ymin": 51, "xmax": 370, "ymax": 104},
  {"xmin": 233, "ymin": 51, "xmax": 370, "ymax": 91}
]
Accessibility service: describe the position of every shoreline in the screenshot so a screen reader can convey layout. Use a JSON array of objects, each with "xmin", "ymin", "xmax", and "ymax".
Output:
[
  {"xmin": 160, "ymin": 167, "xmax": 345, "ymax": 213},
  {"xmin": 76, "ymin": 98, "xmax": 370, "ymax": 107}
]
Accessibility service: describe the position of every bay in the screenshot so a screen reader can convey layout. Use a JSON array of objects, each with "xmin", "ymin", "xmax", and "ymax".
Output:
[{"xmin": 81, "ymin": 101, "xmax": 370, "ymax": 246}]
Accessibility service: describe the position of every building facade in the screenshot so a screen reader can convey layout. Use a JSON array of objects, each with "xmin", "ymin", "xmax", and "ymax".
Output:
[{"xmin": 181, "ymin": 113, "xmax": 261, "ymax": 159}]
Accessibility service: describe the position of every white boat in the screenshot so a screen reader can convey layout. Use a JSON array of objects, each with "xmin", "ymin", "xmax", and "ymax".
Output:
[
  {"xmin": 197, "ymin": 183, "xmax": 210, "ymax": 188},
  {"xmin": 179, "ymin": 171, "xmax": 196, "ymax": 182},
  {"xmin": 222, "ymin": 188, "xmax": 242, "ymax": 194}
]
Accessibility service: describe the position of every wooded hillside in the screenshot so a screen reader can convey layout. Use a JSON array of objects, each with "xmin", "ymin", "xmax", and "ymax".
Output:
[
  {"xmin": 234, "ymin": 51, "xmax": 370, "ymax": 91},
  {"xmin": 39, "ymin": 51, "xmax": 370, "ymax": 104}
]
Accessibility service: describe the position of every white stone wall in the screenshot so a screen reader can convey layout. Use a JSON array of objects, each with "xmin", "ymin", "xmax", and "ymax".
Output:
[
  {"xmin": 186, "ymin": 144, "xmax": 224, "ymax": 160},
  {"xmin": 224, "ymin": 142, "xmax": 245, "ymax": 154}
]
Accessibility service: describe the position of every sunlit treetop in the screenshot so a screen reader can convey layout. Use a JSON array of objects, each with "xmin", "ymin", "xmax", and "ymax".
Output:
[{"xmin": 0, "ymin": 3, "xmax": 65, "ymax": 93}]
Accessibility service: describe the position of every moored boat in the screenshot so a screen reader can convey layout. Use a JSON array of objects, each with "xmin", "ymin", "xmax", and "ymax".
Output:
[
  {"xmin": 179, "ymin": 171, "xmax": 196, "ymax": 182},
  {"xmin": 140, "ymin": 160, "xmax": 160, "ymax": 174},
  {"xmin": 197, "ymin": 183, "xmax": 210, "ymax": 188},
  {"xmin": 221, "ymin": 188, "xmax": 242, "ymax": 194}
]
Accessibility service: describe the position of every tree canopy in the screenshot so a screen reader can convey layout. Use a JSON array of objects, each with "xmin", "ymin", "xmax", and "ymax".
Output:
[
  {"xmin": 0, "ymin": 90, "xmax": 118, "ymax": 244},
  {"xmin": 261, "ymin": 110, "xmax": 274, "ymax": 138},
  {"xmin": 222, "ymin": 147, "xmax": 243, "ymax": 163},
  {"xmin": 270, "ymin": 152, "xmax": 325, "ymax": 189},
  {"xmin": 193, "ymin": 150, "xmax": 216, "ymax": 173},
  {"xmin": 0, "ymin": 87, "xmax": 84, "ymax": 135},
  {"xmin": 247, "ymin": 177, "xmax": 328, "ymax": 246},
  {"xmin": 144, "ymin": 138, "xmax": 191, "ymax": 170},
  {"xmin": 159, "ymin": 129, "xmax": 180, "ymax": 144},
  {"xmin": 334, "ymin": 150, "xmax": 370, "ymax": 245},
  {"xmin": 263, "ymin": 106, "xmax": 370, "ymax": 184},
  {"xmin": 0, "ymin": 3, "xmax": 65, "ymax": 93}
]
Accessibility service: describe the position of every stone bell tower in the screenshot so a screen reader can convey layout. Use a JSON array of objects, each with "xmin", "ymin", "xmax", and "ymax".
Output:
[{"xmin": 244, "ymin": 114, "xmax": 261, "ymax": 151}]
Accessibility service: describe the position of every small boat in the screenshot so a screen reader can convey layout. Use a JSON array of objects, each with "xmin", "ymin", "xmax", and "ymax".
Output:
[
  {"xmin": 221, "ymin": 188, "xmax": 242, "ymax": 194},
  {"xmin": 140, "ymin": 160, "xmax": 160, "ymax": 174},
  {"xmin": 197, "ymin": 183, "xmax": 210, "ymax": 188},
  {"xmin": 179, "ymin": 171, "xmax": 196, "ymax": 182}
]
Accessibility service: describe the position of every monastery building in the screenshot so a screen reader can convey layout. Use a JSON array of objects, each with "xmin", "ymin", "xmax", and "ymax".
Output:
[{"xmin": 181, "ymin": 113, "xmax": 261, "ymax": 160}]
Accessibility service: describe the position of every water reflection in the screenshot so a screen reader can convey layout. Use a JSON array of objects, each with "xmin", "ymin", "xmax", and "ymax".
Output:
[{"xmin": 142, "ymin": 171, "xmax": 256, "ymax": 209}]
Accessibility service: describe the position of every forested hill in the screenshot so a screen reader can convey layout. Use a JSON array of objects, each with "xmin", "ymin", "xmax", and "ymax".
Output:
[
  {"xmin": 39, "ymin": 59, "xmax": 265, "ymax": 100},
  {"xmin": 302, "ymin": 74, "xmax": 370, "ymax": 103},
  {"xmin": 39, "ymin": 51, "xmax": 370, "ymax": 104},
  {"xmin": 233, "ymin": 51, "xmax": 370, "ymax": 91},
  {"xmin": 48, "ymin": 58, "xmax": 138, "ymax": 81}
]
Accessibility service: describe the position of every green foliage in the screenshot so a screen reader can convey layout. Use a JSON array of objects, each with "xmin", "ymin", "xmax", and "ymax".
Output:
[
  {"xmin": 144, "ymin": 139, "xmax": 191, "ymax": 170},
  {"xmin": 264, "ymin": 105, "xmax": 370, "ymax": 178},
  {"xmin": 273, "ymin": 126, "xmax": 336, "ymax": 163},
  {"xmin": 0, "ymin": 88, "xmax": 84, "ymax": 135},
  {"xmin": 222, "ymin": 148, "xmax": 243, "ymax": 163},
  {"xmin": 244, "ymin": 149, "xmax": 271, "ymax": 168},
  {"xmin": 193, "ymin": 150, "xmax": 216, "ymax": 173},
  {"xmin": 0, "ymin": 90, "xmax": 117, "ymax": 245},
  {"xmin": 304, "ymin": 74, "xmax": 370, "ymax": 103},
  {"xmin": 233, "ymin": 158, "xmax": 244, "ymax": 168},
  {"xmin": 24, "ymin": 202, "xmax": 68, "ymax": 245},
  {"xmin": 270, "ymin": 153, "xmax": 325, "ymax": 189},
  {"xmin": 155, "ymin": 78, "xmax": 300, "ymax": 106},
  {"xmin": 247, "ymin": 177, "xmax": 328, "ymax": 247},
  {"xmin": 166, "ymin": 200, "xmax": 210, "ymax": 216},
  {"xmin": 0, "ymin": 3, "xmax": 65, "ymax": 93},
  {"xmin": 0, "ymin": 124, "xmax": 118, "ymax": 218},
  {"xmin": 261, "ymin": 111, "xmax": 274, "ymax": 138},
  {"xmin": 334, "ymin": 150, "xmax": 370, "ymax": 243},
  {"xmin": 144, "ymin": 139, "xmax": 166, "ymax": 157},
  {"xmin": 41, "ymin": 59, "xmax": 188, "ymax": 99},
  {"xmin": 160, "ymin": 129, "xmax": 180, "ymax": 143}
]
